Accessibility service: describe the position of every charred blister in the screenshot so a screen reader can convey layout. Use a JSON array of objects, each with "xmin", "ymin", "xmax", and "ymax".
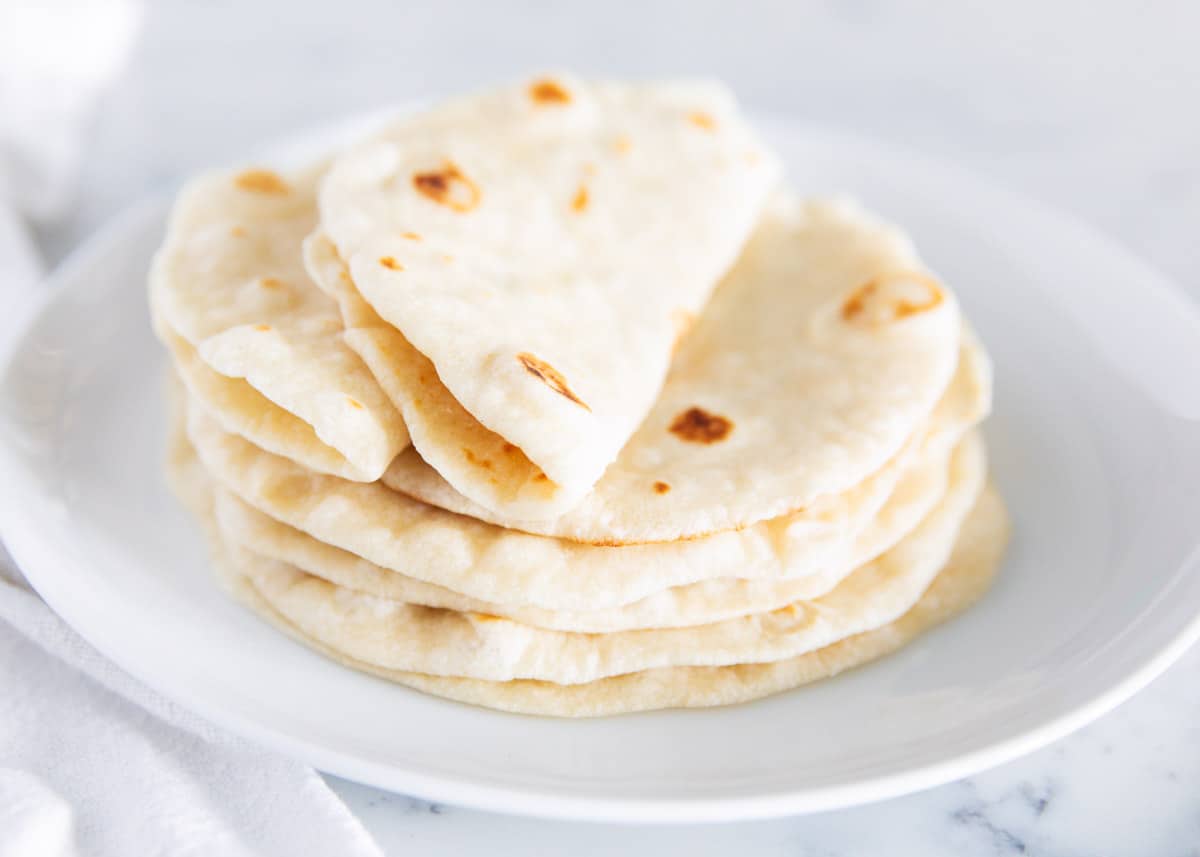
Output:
[
  {"xmin": 571, "ymin": 185, "xmax": 590, "ymax": 213},
  {"xmin": 528, "ymin": 78, "xmax": 572, "ymax": 105},
  {"xmin": 412, "ymin": 161, "xmax": 481, "ymax": 212},
  {"xmin": 517, "ymin": 352, "xmax": 591, "ymax": 411},
  {"xmin": 669, "ymin": 407, "xmax": 733, "ymax": 444},
  {"xmin": 461, "ymin": 447, "xmax": 494, "ymax": 471},
  {"xmin": 841, "ymin": 272, "xmax": 944, "ymax": 326}
]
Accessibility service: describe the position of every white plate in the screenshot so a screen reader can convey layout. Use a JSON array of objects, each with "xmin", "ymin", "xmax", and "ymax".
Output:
[{"xmin": 3, "ymin": 116, "xmax": 1200, "ymax": 824}]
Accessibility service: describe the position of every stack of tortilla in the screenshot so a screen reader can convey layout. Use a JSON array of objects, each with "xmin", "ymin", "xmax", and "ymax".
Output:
[{"xmin": 151, "ymin": 75, "xmax": 1009, "ymax": 717}]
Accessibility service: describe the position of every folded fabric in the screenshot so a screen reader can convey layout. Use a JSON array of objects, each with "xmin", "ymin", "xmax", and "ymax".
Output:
[{"xmin": 0, "ymin": 554, "xmax": 383, "ymax": 857}]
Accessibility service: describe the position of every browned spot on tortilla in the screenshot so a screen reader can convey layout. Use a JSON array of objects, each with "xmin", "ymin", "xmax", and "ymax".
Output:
[
  {"xmin": 841, "ymin": 287, "xmax": 872, "ymax": 320},
  {"xmin": 533, "ymin": 472, "xmax": 550, "ymax": 483},
  {"xmin": 230, "ymin": 225, "xmax": 247, "ymax": 237},
  {"xmin": 462, "ymin": 447, "xmax": 494, "ymax": 470},
  {"xmin": 529, "ymin": 78, "xmax": 572, "ymax": 104},
  {"xmin": 653, "ymin": 480, "xmax": 671, "ymax": 494},
  {"xmin": 516, "ymin": 352, "xmax": 590, "ymax": 411},
  {"xmin": 401, "ymin": 231, "xmax": 421, "ymax": 241},
  {"xmin": 413, "ymin": 161, "xmax": 481, "ymax": 212},
  {"xmin": 379, "ymin": 256, "xmax": 403, "ymax": 271},
  {"xmin": 614, "ymin": 135, "xmax": 632, "ymax": 154},
  {"xmin": 688, "ymin": 112, "xmax": 716, "ymax": 130},
  {"xmin": 669, "ymin": 407, "xmax": 732, "ymax": 443},
  {"xmin": 471, "ymin": 612, "xmax": 505, "ymax": 622},
  {"xmin": 254, "ymin": 324, "xmax": 272, "ymax": 332},
  {"xmin": 841, "ymin": 272, "xmax": 944, "ymax": 325},
  {"xmin": 346, "ymin": 397, "xmax": 364, "ymax": 410},
  {"xmin": 234, "ymin": 169, "xmax": 290, "ymax": 194},
  {"xmin": 337, "ymin": 269, "xmax": 352, "ymax": 285},
  {"xmin": 258, "ymin": 277, "xmax": 283, "ymax": 290},
  {"xmin": 571, "ymin": 185, "xmax": 589, "ymax": 212}
]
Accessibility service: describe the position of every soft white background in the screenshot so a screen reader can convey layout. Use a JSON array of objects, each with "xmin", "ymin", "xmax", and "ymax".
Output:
[{"xmin": 32, "ymin": 1, "xmax": 1200, "ymax": 854}]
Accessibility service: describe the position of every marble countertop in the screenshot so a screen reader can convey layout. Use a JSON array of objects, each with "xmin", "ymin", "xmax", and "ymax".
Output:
[{"xmin": 38, "ymin": 2, "xmax": 1200, "ymax": 853}]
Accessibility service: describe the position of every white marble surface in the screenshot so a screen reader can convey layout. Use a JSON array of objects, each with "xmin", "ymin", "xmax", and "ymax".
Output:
[{"xmin": 37, "ymin": 1, "xmax": 1200, "ymax": 853}]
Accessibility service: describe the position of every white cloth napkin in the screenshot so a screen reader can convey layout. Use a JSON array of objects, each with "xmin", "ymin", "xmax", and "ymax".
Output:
[
  {"xmin": 0, "ymin": 4, "xmax": 384, "ymax": 855},
  {"xmin": 0, "ymin": 559, "xmax": 383, "ymax": 857}
]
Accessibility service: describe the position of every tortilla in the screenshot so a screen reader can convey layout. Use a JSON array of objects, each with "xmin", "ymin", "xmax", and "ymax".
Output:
[
  {"xmin": 150, "ymin": 162, "xmax": 407, "ymax": 481},
  {"xmin": 379, "ymin": 197, "xmax": 964, "ymax": 542},
  {"xmin": 224, "ymin": 486, "xmax": 1008, "ymax": 715},
  {"xmin": 152, "ymin": 73, "xmax": 1009, "ymax": 717},
  {"xmin": 227, "ymin": 432, "xmax": 983, "ymax": 683},
  {"xmin": 183, "ymin": 337, "xmax": 987, "ymax": 612},
  {"xmin": 212, "ymin": 426, "xmax": 955, "ymax": 632},
  {"xmin": 318, "ymin": 76, "xmax": 779, "ymax": 517}
]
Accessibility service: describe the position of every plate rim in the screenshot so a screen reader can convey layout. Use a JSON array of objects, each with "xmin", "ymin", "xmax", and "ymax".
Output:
[{"xmin": 4, "ymin": 115, "xmax": 1200, "ymax": 823}]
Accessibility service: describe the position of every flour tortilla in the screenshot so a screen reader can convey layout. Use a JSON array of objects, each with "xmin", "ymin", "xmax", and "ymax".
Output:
[
  {"xmin": 221, "ymin": 432, "xmax": 982, "ymax": 684},
  {"xmin": 150, "ymin": 163, "xmax": 407, "ymax": 481},
  {"xmin": 168, "ymin": 378, "xmax": 943, "ymax": 638},
  {"xmin": 318, "ymin": 76, "xmax": 779, "ymax": 518},
  {"xmin": 183, "ymin": 336, "xmax": 988, "ymax": 612},
  {"xmin": 301, "ymin": 230, "xmax": 465, "ymax": 493},
  {"xmin": 164, "ymin": 372, "xmax": 217, "ymax": 527},
  {"xmin": 212, "ymin": 428, "xmax": 957, "ymax": 632},
  {"xmin": 158, "ymin": 324, "xmax": 386, "ymax": 482},
  {"xmin": 223, "ymin": 485, "xmax": 1007, "ymax": 714},
  {"xmin": 380, "ymin": 196, "xmax": 963, "ymax": 542}
]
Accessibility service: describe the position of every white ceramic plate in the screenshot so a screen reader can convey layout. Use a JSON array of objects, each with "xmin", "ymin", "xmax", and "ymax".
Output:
[{"xmin": 4, "ymin": 116, "xmax": 1200, "ymax": 824}]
